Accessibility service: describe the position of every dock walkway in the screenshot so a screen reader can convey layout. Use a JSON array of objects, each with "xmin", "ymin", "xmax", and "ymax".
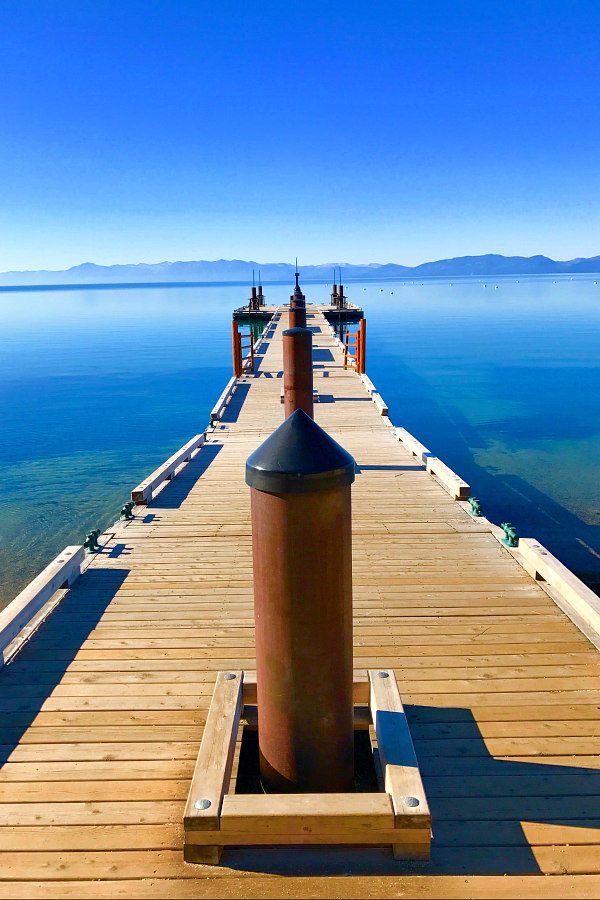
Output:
[{"xmin": 1, "ymin": 306, "xmax": 599, "ymax": 898}]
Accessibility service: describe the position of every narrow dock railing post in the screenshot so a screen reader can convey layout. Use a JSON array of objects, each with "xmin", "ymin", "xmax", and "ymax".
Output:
[
  {"xmin": 283, "ymin": 327, "xmax": 313, "ymax": 418},
  {"xmin": 231, "ymin": 320, "xmax": 242, "ymax": 377},
  {"xmin": 246, "ymin": 409, "xmax": 356, "ymax": 792},
  {"xmin": 358, "ymin": 318, "xmax": 366, "ymax": 374}
]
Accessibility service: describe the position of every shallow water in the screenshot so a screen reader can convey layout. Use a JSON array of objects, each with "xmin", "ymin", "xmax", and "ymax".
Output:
[{"xmin": 0, "ymin": 276, "xmax": 598, "ymax": 605}]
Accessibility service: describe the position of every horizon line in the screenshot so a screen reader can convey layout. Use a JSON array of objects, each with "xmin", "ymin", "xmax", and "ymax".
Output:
[{"xmin": 2, "ymin": 250, "xmax": 600, "ymax": 278}]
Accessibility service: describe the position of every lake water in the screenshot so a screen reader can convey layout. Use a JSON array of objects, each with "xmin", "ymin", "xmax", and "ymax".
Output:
[{"xmin": 1, "ymin": 275, "xmax": 599, "ymax": 606}]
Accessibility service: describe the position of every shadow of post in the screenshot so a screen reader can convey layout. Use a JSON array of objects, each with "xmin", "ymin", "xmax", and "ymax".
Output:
[
  {"xmin": 149, "ymin": 443, "xmax": 224, "ymax": 509},
  {"xmin": 220, "ymin": 384, "xmax": 251, "ymax": 422},
  {"xmin": 220, "ymin": 704, "xmax": 599, "ymax": 876}
]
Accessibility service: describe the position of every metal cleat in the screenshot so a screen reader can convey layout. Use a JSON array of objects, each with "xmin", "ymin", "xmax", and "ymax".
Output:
[
  {"xmin": 120, "ymin": 501, "xmax": 135, "ymax": 520},
  {"xmin": 501, "ymin": 522, "xmax": 519, "ymax": 547},
  {"xmin": 84, "ymin": 529, "xmax": 101, "ymax": 553},
  {"xmin": 468, "ymin": 496, "xmax": 482, "ymax": 517}
]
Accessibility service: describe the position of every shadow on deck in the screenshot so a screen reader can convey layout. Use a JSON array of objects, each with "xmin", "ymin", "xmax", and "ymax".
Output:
[
  {"xmin": 220, "ymin": 705, "xmax": 599, "ymax": 876},
  {"xmin": 0, "ymin": 568, "xmax": 130, "ymax": 765}
]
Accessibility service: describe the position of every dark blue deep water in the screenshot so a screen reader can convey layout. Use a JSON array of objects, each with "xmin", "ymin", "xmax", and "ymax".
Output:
[{"xmin": 1, "ymin": 276, "xmax": 599, "ymax": 604}]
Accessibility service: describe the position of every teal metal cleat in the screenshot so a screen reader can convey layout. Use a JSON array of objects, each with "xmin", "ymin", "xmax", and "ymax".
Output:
[{"xmin": 501, "ymin": 522, "xmax": 519, "ymax": 547}]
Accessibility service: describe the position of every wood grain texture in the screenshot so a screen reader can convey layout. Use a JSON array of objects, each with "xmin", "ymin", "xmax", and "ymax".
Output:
[{"xmin": 1, "ymin": 303, "xmax": 599, "ymax": 897}]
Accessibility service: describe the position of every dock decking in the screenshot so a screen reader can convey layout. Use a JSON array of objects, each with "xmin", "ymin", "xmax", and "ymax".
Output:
[{"xmin": 1, "ymin": 306, "xmax": 599, "ymax": 898}]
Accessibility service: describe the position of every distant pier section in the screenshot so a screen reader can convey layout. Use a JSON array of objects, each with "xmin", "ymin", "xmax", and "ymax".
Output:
[{"xmin": 233, "ymin": 272, "xmax": 363, "ymax": 325}]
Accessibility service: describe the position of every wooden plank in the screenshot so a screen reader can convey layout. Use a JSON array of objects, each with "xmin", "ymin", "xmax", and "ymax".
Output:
[
  {"xmin": 0, "ymin": 781, "xmax": 188, "ymax": 803},
  {"xmin": 395, "ymin": 427, "xmax": 431, "ymax": 463},
  {"xmin": 0, "ymin": 876, "xmax": 599, "ymax": 900},
  {"xmin": 426, "ymin": 457, "xmax": 470, "ymax": 500},
  {"xmin": 0, "ymin": 824, "xmax": 183, "ymax": 851},
  {"xmin": 183, "ymin": 670, "xmax": 243, "ymax": 831},
  {"xmin": 186, "ymin": 827, "xmax": 428, "ymax": 846},
  {"xmin": 210, "ymin": 377, "xmax": 237, "ymax": 425},
  {"xmin": 372, "ymin": 392, "xmax": 389, "ymax": 416},
  {"xmin": 0, "ymin": 801, "xmax": 182, "ymax": 826},
  {"xmin": 518, "ymin": 539, "xmax": 600, "ymax": 643},
  {"xmin": 0, "ymin": 546, "xmax": 84, "ymax": 665},
  {"xmin": 368, "ymin": 669, "xmax": 431, "ymax": 834},
  {"xmin": 241, "ymin": 673, "xmax": 370, "ymax": 706},
  {"xmin": 219, "ymin": 792, "xmax": 394, "ymax": 835},
  {"xmin": 131, "ymin": 434, "xmax": 205, "ymax": 503},
  {"xmin": 360, "ymin": 374, "xmax": 376, "ymax": 394},
  {"xmin": 0, "ymin": 877, "xmax": 599, "ymax": 900}
]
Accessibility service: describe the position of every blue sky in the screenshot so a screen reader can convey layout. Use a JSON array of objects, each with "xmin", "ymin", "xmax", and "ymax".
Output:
[{"xmin": 1, "ymin": 0, "xmax": 599, "ymax": 270}]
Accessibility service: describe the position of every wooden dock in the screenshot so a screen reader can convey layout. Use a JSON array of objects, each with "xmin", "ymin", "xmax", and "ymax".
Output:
[
  {"xmin": 233, "ymin": 301, "xmax": 363, "ymax": 325},
  {"xmin": 1, "ymin": 304, "xmax": 599, "ymax": 898}
]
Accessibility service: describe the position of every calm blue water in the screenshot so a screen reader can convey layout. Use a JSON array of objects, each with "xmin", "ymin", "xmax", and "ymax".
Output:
[{"xmin": 0, "ymin": 276, "xmax": 598, "ymax": 605}]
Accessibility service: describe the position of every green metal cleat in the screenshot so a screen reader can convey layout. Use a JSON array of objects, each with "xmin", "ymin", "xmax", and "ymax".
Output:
[
  {"xmin": 468, "ymin": 496, "xmax": 482, "ymax": 517},
  {"xmin": 120, "ymin": 501, "xmax": 135, "ymax": 520},
  {"xmin": 84, "ymin": 529, "xmax": 101, "ymax": 553},
  {"xmin": 501, "ymin": 522, "xmax": 519, "ymax": 548}
]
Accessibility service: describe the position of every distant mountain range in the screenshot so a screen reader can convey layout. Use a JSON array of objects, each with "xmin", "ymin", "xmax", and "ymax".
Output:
[{"xmin": 1, "ymin": 253, "xmax": 600, "ymax": 287}]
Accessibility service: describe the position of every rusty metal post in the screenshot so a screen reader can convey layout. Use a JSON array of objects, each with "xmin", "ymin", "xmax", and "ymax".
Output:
[
  {"xmin": 338, "ymin": 283, "xmax": 344, "ymax": 309},
  {"xmin": 288, "ymin": 305, "xmax": 306, "ymax": 329},
  {"xmin": 246, "ymin": 409, "xmax": 355, "ymax": 793},
  {"xmin": 358, "ymin": 318, "xmax": 366, "ymax": 374},
  {"xmin": 283, "ymin": 327, "xmax": 313, "ymax": 419},
  {"xmin": 232, "ymin": 321, "xmax": 242, "ymax": 377},
  {"xmin": 331, "ymin": 283, "xmax": 338, "ymax": 307},
  {"xmin": 257, "ymin": 284, "xmax": 264, "ymax": 306}
]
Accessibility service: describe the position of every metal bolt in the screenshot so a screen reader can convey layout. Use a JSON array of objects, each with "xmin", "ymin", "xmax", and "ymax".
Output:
[
  {"xmin": 224, "ymin": 673, "xmax": 237, "ymax": 680},
  {"xmin": 378, "ymin": 671, "xmax": 390, "ymax": 678},
  {"xmin": 194, "ymin": 799, "xmax": 211, "ymax": 810},
  {"xmin": 404, "ymin": 796, "xmax": 420, "ymax": 808}
]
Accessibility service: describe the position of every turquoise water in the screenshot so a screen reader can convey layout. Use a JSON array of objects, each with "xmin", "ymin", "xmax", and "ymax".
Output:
[{"xmin": 0, "ymin": 276, "xmax": 599, "ymax": 605}]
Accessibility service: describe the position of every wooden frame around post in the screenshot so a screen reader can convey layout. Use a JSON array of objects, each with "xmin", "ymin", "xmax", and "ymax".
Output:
[{"xmin": 183, "ymin": 670, "xmax": 431, "ymax": 865}]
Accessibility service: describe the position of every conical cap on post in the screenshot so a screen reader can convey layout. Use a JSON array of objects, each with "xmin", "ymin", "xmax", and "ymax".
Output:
[{"xmin": 245, "ymin": 409, "xmax": 355, "ymax": 495}]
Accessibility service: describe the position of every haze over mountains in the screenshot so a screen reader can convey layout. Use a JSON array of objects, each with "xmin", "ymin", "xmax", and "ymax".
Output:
[{"xmin": 1, "ymin": 254, "xmax": 600, "ymax": 287}]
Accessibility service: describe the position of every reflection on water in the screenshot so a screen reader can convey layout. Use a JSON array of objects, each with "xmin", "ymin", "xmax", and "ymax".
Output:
[
  {"xmin": 0, "ymin": 276, "xmax": 598, "ymax": 605},
  {"xmin": 366, "ymin": 276, "xmax": 600, "ymax": 584}
]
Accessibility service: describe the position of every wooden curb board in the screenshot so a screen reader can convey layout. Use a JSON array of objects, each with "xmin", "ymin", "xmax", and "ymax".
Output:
[{"xmin": 183, "ymin": 670, "xmax": 431, "ymax": 864}]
